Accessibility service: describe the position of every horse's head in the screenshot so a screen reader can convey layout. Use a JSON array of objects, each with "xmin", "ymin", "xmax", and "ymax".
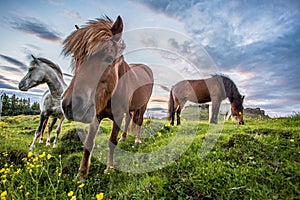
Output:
[
  {"xmin": 62, "ymin": 16, "xmax": 125, "ymax": 123},
  {"xmin": 230, "ymin": 95, "xmax": 245, "ymax": 125},
  {"xmin": 18, "ymin": 55, "xmax": 49, "ymax": 91}
]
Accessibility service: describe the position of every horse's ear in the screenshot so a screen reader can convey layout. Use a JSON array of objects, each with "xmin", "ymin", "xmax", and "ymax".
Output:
[
  {"xmin": 31, "ymin": 54, "xmax": 37, "ymax": 61},
  {"xmin": 242, "ymin": 95, "xmax": 245, "ymax": 100},
  {"xmin": 111, "ymin": 16, "xmax": 123, "ymax": 37},
  {"xmin": 75, "ymin": 25, "xmax": 79, "ymax": 30}
]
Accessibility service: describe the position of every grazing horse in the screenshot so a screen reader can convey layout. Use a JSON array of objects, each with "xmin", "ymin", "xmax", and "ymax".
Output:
[
  {"xmin": 61, "ymin": 16, "xmax": 154, "ymax": 180},
  {"xmin": 19, "ymin": 56, "xmax": 67, "ymax": 150},
  {"xmin": 168, "ymin": 75, "xmax": 244, "ymax": 125}
]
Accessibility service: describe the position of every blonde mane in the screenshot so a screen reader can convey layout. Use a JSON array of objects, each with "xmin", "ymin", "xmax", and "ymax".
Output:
[{"xmin": 62, "ymin": 16, "xmax": 114, "ymax": 68}]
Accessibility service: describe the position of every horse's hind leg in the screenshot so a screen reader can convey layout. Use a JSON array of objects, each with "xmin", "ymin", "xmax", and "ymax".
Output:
[
  {"xmin": 134, "ymin": 105, "xmax": 147, "ymax": 144},
  {"xmin": 78, "ymin": 117, "xmax": 99, "ymax": 180},
  {"xmin": 176, "ymin": 106, "xmax": 182, "ymax": 126},
  {"xmin": 29, "ymin": 115, "xmax": 48, "ymax": 151},
  {"xmin": 46, "ymin": 118, "xmax": 57, "ymax": 147},
  {"xmin": 119, "ymin": 112, "xmax": 131, "ymax": 142},
  {"xmin": 39, "ymin": 117, "xmax": 48, "ymax": 143},
  {"xmin": 52, "ymin": 116, "xmax": 64, "ymax": 148}
]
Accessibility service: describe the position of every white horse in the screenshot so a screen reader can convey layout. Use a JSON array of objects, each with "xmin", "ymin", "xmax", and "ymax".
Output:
[
  {"xmin": 208, "ymin": 100, "xmax": 232, "ymax": 122},
  {"xmin": 19, "ymin": 55, "xmax": 67, "ymax": 150}
]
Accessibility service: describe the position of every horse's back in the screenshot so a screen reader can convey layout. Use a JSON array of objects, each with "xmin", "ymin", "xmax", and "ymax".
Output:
[
  {"xmin": 129, "ymin": 64, "xmax": 154, "ymax": 109},
  {"xmin": 172, "ymin": 79, "xmax": 210, "ymax": 103},
  {"xmin": 111, "ymin": 63, "xmax": 153, "ymax": 112}
]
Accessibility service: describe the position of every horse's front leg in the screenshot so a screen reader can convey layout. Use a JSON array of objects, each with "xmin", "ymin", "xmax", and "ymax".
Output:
[
  {"xmin": 210, "ymin": 100, "xmax": 221, "ymax": 124},
  {"xmin": 30, "ymin": 115, "xmax": 48, "ymax": 151},
  {"xmin": 78, "ymin": 117, "xmax": 99, "ymax": 180},
  {"xmin": 46, "ymin": 118, "xmax": 57, "ymax": 147},
  {"xmin": 105, "ymin": 116, "xmax": 122, "ymax": 173},
  {"xmin": 52, "ymin": 116, "xmax": 64, "ymax": 148}
]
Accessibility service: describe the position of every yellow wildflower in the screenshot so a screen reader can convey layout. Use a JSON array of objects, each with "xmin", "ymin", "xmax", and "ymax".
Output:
[
  {"xmin": 78, "ymin": 183, "xmax": 85, "ymax": 188},
  {"xmin": 1, "ymin": 191, "xmax": 7, "ymax": 199},
  {"xmin": 71, "ymin": 196, "xmax": 76, "ymax": 200},
  {"xmin": 39, "ymin": 152, "xmax": 46, "ymax": 159},
  {"xmin": 4, "ymin": 168, "xmax": 10, "ymax": 174},
  {"xmin": 157, "ymin": 132, "xmax": 162, "ymax": 137},
  {"xmin": 96, "ymin": 192, "xmax": 104, "ymax": 200},
  {"xmin": 32, "ymin": 157, "xmax": 38, "ymax": 163},
  {"xmin": 28, "ymin": 152, "xmax": 33, "ymax": 158},
  {"xmin": 290, "ymin": 139, "xmax": 295, "ymax": 143},
  {"xmin": 67, "ymin": 191, "xmax": 74, "ymax": 197},
  {"xmin": 57, "ymin": 173, "xmax": 61, "ymax": 177},
  {"xmin": 15, "ymin": 168, "xmax": 21, "ymax": 174},
  {"xmin": 0, "ymin": 168, "xmax": 5, "ymax": 173},
  {"xmin": 47, "ymin": 154, "xmax": 52, "ymax": 160}
]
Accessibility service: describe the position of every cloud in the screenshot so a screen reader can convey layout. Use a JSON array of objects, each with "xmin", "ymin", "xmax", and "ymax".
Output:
[
  {"xmin": 0, "ymin": 75, "xmax": 19, "ymax": 89},
  {"xmin": 9, "ymin": 16, "xmax": 62, "ymax": 42},
  {"xmin": 0, "ymin": 54, "xmax": 27, "ymax": 71},
  {"xmin": 61, "ymin": 10, "xmax": 83, "ymax": 21},
  {"xmin": 48, "ymin": 0, "xmax": 64, "ymax": 6},
  {"xmin": 0, "ymin": 65, "xmax": 23, "ymax": 73},
  {"xmin": 137, "ymin": 0, "xmax": 300, "ymax": 116}
]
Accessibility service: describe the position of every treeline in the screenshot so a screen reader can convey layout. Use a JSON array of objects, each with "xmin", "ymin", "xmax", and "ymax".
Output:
[{"xmin": 0, "ymin": 93, "xmax": 40, "ymax": 116}]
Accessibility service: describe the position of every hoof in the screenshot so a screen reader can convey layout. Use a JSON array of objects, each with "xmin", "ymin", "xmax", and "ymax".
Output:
[
  {"xmin": 52, "ymin": 144, "xmax": 57, "ymax": 148},
  {"xmin": 77, "ymin": 171, "xmax": 88, "ymax": 181},
  {"xmin": 118, "ymin": 137, "xmax": 126, "ymax": 142},
  {"xmin": 29, "ymin": 146, "xmax": 34, "ymax": 151},
  {"xmin": 104, "ymin": 165, "xmax": 114, "ymax": 174},
  {"xmin": 134, "ymin": 139, "xmax": 142, "ymax": 145},
  {"xmin": 39, "ymin": 140, "xmax": 43, "ymax": 144},
  {"xmin": 46, "ymin": 142, "xmax": 51, "ymax": 147}
]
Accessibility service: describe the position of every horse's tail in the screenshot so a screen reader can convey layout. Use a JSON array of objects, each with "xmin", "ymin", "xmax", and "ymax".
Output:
[{"xmin": 168, "ymin": 89, "xmax": 174, "ymax": 121}]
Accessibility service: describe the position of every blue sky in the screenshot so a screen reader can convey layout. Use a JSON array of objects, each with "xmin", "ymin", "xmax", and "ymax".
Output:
[{"xmin": 0, "ymin": 0, "xmax": 299, "ymax": 117}]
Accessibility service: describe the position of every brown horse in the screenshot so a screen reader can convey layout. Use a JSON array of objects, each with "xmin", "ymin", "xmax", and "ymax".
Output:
[
  {"xmin": 61, "ymin": 16, "xmax": 154, "ymax": 180},
  {"xmin": 168, "ymin": 75, "xmax": 244, "ymax": 125}
]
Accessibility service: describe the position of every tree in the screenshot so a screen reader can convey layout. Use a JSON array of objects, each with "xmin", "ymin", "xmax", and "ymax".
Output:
[{"xmin": 0, "ymin": 93, "xmax": 41, "ymax": 116}]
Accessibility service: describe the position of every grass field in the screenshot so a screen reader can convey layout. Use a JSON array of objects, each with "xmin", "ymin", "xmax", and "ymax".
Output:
[{"xmin": 0, "ymin": 111, "xmax": 299, "ymax": 199}]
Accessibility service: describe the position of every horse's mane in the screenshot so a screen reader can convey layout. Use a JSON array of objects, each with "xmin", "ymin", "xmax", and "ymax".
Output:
[
  {"xmin": 31, "ymin": 58, "xmax": 64, "ymax": 80},
  {"xmin": 62, "ymin": 16, "xmax": 114, "ymax": 69},
  {"xmin": 212, "ymin": 74, "xmax": 242, "ymax": 100}
]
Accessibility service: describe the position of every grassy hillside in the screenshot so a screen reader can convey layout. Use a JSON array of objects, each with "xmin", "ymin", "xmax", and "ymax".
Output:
[{"xmin": 0, "ymin": 113, "xmax": 299, "ymax": 199}]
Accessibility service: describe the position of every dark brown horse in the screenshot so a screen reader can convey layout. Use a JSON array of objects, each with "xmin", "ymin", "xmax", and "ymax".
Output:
[
  {"xmin": 61, "ymin": 16, "xmax": 153, "ymax": 180},
  {"xmin": 168, "ymin": 75, "xmax": 244, "ymax": 125}
]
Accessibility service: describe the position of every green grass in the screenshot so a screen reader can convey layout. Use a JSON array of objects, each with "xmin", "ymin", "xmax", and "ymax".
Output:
[{"xmin": 0, "ymin": 113, "xmax": 299, "ymax": 199}]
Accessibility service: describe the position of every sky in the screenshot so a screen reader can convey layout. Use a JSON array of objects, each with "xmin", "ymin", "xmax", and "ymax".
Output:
[{"xmin": 0, "ymin": 0, "xmax": 299, "ymax": 117}]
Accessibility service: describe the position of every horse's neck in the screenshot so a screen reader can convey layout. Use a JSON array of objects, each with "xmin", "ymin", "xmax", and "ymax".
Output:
[
  {"xmin": 44, "ymin": 70, "xmax": 65, "ymax": 98},
  {"xmin": 116, "ymin": 57, "xmax": 130, "ymax": 78},
  {"xmin": 221, "ymin": 77, "xmax": 238, "ymax": 103}
]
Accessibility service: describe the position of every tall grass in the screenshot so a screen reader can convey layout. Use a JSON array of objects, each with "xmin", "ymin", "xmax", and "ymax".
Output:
[{"xmin": 0, "ymin": 114, "xmax": 299, "ymax": 199}]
